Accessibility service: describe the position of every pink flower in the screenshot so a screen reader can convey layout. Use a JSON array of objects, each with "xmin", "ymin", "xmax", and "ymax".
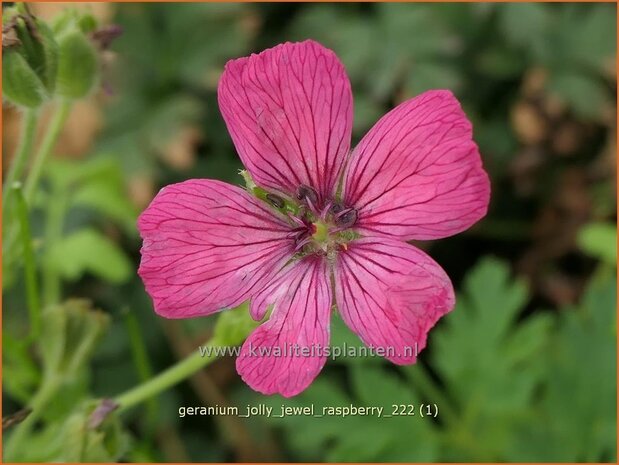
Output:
[{"xmin": 138, "ymin": 40, "xmax": 490, "ymax": 397}]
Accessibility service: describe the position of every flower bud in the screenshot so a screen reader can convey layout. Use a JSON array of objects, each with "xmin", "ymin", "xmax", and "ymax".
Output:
[
  {"xmin": 55, "ymin": 30, "xmax": 99, "ymax": 99},
  {"xmin": 34, "ymin": 22, "xmax": 59, "ymax": 94},
  {"xmin": 2, "ymin": 50, "xmax": 46, "ymax": 108},
  {"xmin": 2, "ymin": 8, "xmax": 59, "ymax": 107},
  {"xmin": 77, "ymin": 12, "xmax": 98, "ymax": 34}
]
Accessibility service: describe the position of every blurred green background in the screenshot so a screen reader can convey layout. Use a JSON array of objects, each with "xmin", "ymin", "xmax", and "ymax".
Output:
[{"xmin": 2, "ymin": 2, "xmax": 617, "ymax": 462}]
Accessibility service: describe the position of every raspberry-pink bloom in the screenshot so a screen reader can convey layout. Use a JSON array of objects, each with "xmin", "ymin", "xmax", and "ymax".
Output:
[{"xmin": 138, "ymin": 40, "xmax": 490, "ymax": 397}]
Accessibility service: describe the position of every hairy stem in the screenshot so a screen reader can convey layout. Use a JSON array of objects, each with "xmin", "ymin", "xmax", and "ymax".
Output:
[
  {"xmin": 3, "ymin": 101, "xmax": 72, "ymax": 279},
  {"xmin": 13, "ymin": 184, "xmax": 41, "ymax": 343},
  {"xmin": 123, "ymin": 310, "xmax": 158, "ymax": 438},
  {"xmin": 114, "ymin": 340, "xmax": 222, "ymax": 413},
  {"xmin": 24, "ymin": 100, "xmax": 72, "ymax": 202},
  {"xmin": 42, "ymin": 187, "xmax": 67, "ymax": 306},
  {"xmin": 2, "ymin": 109, "xmax": 39, "ymax": 216}
]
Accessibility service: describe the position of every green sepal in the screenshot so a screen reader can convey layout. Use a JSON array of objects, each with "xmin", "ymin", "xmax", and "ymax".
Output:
[
  {"xmin": 56, "ymin": 30, "xmax": 99, "ymax": 99},
  {"xmin": 239, "ymin": 169, "xmax": 300, "ymax": 215},
  {"xmin": 36, "ymin": 22, "xmax": 60, "ymax": 94},
  {"xmin": 213, "ymin": 303, "xmax": 261, "ymax": 347},
  {"xmin": 3, "ymin": 8, "xmax": 59, "ymax": 98},
  {"xmin": 2, "ymin": 50, "xmax": 46, "ymax": 108},
  {"xmin": 77, "ymin": 12, "xmax": 99, "ymax": 34}
]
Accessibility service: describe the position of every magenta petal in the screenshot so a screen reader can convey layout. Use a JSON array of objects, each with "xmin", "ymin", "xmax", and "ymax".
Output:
[
  {"xmin": 138, "ymin": 179, "xmax": 294, "ymax": 318},
  {"xmin": 334, "ymin": 237, "xmax": 455, "ymax": 364},
  {"xmin": 343, "ymin": 90, "xmax": 491, "ymax": 240},
  {"xmin": 218, "ymin": 40, "xmax": 353, "ymax": 201},
  {"xmin": 237, "ymin": 257, "xmax": 331, "ymax": 397}
]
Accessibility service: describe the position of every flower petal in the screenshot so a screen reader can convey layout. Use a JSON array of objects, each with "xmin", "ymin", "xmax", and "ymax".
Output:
[
  {"xmin": 237, "ymin": 257, "xmax": 331, "ymax": 397},
  {"xmin": 138, "ymin": 179, "xmax": 294, "ymax": 318},
  {"xmin": 218, "ymin": 40, "xmax": 353, "ymax": 201},
  {"xmin": 343, "ymin": 90, "xmax": 490, "ymax": 240},
  {"xmin": 334, "ymin": 237, "xmax": 455, "ymax": 364}
]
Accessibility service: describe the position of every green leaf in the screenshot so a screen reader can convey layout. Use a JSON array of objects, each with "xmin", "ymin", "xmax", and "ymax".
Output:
[
  {"xmin": 578, "ymin": 222, "xmax": 617, "ymax": 265},
  {"xmin": 499, "ymin": 3, "xmax": 549, "ymax": 49},
  {"xmin": 329, "ymin": 313, "xmax": 383, "ymax": 365},
  {"xmin": 45, "ymin": 157, "xmax": 137, "ymax": 233},
  {"xmin": 432, "ymin": 257, "xmax": 549, "ymax": 460},
  {"xmin": 47, "ymin": 229, "xmax": 132, "ymax": 284},
  {"xmin": 258, "ymin": 363, "xmax": 438, "ymax": 462},
  {"xmin": 18, "ymin": 405, "xmax": 129, "ymax": 462},
  {"xmin": 475, "ymin": 46, "xmax": 527, "ymax": 79},
  {"xmin": 40, "ymin": 299, "xmax": 110, "ymax": 379},
  {"xmin": 507, "ymin": 272, "xmax": 617, "ymax": 461},
  {"xmin": 59, "ymin": 409, "xmax": 129, "ymax": 462},
  {"xmin": 258, "ymin": 379, "xmax": 350, "ymax": 460},
  {"xmin": 73, "ymin": 182, "xmax": 138, "ymax": 234},
  {"xmin": 2, "ymin": 334, "xmax": 41, "ymax": 403},
  {"xmin": 547, "ymin": 72, "xmax": 609, "ymax": 120},
  {"xmin": 47, "ymin": 157, "xmax": 125, "ymax": 190},
  {"xmin": 560, "ymin": 4, "xmax": 617, "ymax": 73}
]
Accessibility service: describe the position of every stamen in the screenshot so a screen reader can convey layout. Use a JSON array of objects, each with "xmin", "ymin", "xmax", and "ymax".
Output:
[
  {"xmin": 305, "ymin": 195, "xmax": 319, "ymax": 216},
  {"xmin": 266, "ymin": 193, "xmax": 285, "ymax": 209},
  {"xmin": 294, "ymin": 236, "xmax": 312, "ymax": 252},
  {"xmin": 290, "ymin": 194, "xmax": 357, "ymax": 259},
  {"xmin": 296, "ymin": 184, "xmax": 318, "ymax": 207},
  {"xmin": 287, "ymin": 213, "xmax": 307, "ymax": 228},
  {"xmin": 334, "ymin": 208, "xmax": 358, "ymax": 228},
  {"xmin": 329, "ymin": 202, "xmax": 345, "ymax": 216},
  {"xmin": 320, "ymin": 200, "xmax": 333, "ymax": 218}
]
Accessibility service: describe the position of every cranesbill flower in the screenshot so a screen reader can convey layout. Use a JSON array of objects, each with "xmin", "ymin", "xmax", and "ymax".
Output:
[{"xmin": 138, "ymin": 40, "xmax": 490, "ymax": 397}]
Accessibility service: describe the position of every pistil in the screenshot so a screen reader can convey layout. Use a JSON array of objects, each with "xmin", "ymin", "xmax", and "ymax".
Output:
[{"xmin": 311, "ymin": 220, "xmax": 329, "ymax": 242}]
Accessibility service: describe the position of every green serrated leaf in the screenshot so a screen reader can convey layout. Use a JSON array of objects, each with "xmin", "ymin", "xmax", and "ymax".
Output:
[
  {"xmin": 431, "ymin": 257, "xmax": 548, "ymax": 459},
  {"xmin": 508, "ymin": 272, "xmax": 616, "ymax": 461}
]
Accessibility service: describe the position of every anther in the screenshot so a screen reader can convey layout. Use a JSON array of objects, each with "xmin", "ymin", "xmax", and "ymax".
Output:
[
  {"xmin": 329, "ymin": 202, "xmax": 345, "ymax": 216},
  {"xmin": 266, "ymin": 193, "xmax": 285, "ymax": 209},
  {"xmin": 296, "ymin": 184, "xmax": 318, "ymax": 206},
  {"xmin": 334, "ymin": 208, "xmax": 358, "ymax": 228}
]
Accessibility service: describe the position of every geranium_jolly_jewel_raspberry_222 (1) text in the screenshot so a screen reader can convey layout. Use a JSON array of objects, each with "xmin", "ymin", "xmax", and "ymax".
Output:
[{"xmin": 137, "ymin": 40, "xmax": 491, "ymax": 397}]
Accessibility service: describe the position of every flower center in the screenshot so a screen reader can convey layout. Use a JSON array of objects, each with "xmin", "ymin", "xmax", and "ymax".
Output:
[
  {"xmin": 287, "ymin": 184, "xmax": 359, "ymax": 260},
  {"xmin": 311, "ymin": 220, "xmax": 329, "ymax": 243}
]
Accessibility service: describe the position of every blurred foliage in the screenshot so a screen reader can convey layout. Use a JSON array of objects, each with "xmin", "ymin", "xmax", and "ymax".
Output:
[
  {"xmin": 256, "ymin": 259, "xmax": 616, "ymax": 462},
  {"xmin": 2, "ymin": 2, "xmax": 616, "ymax": 463}
]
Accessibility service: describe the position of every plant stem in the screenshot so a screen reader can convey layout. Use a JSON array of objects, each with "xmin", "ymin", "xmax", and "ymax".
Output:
[
  {"xmin": 115, "ymin": 340, "xmax": 222, "ymax": 413},
  {"xmin": 2, "ymin": 109, "xmax": 38, "ymax": 216},
  {"xmin": 3, "ymin": 101, "xmax": 72, "ymax": 278},
  {"xmin": 13, "ymin": 184, "xmax": 41, "ymax": 343},
  {"xmin": 42, "ymin": 187, "xmax": 67, "ymax": 306},
  {"xmin": 23, "ymin": 100, "xmax": 72, "ymax": 202},
  {"xmin": 123, "ymin": 310, "xmax": 158, "ymax": 438}
]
